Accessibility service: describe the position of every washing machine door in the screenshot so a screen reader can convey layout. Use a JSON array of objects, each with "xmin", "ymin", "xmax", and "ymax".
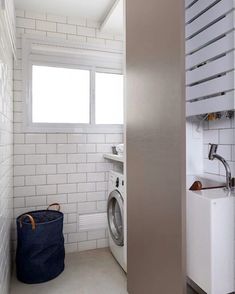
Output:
[{"xmin": 107, "ymin": 190, "xmax": 124, "ymax": 246}]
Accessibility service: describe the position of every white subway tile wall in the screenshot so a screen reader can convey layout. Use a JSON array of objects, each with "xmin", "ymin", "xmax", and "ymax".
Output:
[
  {"xmin": 0, "ymin": 15, "xmax": 14, "ymax": 294},
  {"xmin": 13, "ymin": 10, "xmax": 123, "ymax": 253},
  {"xmin": 203, "ymin": 117, "xmax": 235, "ymax": 177}
]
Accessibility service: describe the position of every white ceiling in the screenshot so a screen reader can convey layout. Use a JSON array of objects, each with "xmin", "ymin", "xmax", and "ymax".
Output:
[
  {"xmin": 14, "ymin": 0, "xmax": 117, "ymax": 22},
  {"xmin": 101, "ymin": 0, "xmax": 123, "ymax": 34}
]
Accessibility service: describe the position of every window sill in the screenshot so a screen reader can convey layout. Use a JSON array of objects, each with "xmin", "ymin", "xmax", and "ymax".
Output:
[{"xmin": 23, "ymin": 123, "xmax": 124, "ymax": 134}]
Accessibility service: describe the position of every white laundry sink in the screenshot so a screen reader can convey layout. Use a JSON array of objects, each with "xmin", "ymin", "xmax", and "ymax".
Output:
[
  {"xmin": 186, "ymin": 179, "xmax": 235, "ymax": 294},
  {"xmin": 186, "ymin": 174, "xmax": 225, "ymax": 190}
]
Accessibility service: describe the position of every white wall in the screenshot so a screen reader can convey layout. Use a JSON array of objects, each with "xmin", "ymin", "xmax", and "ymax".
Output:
[
  {"xmin": 203, "ymin": 116, "xmax": 235, "ymax": 177},
  {"xmin": 13, "ymin": 10, "xmax": 123, "ymax": 253},
  {"xmin": 0, "ymin": 6, "xmax": 14, "ymax": 294},
  {"xmin": 187, "ymin": 115, "xmax": 235, "ymax": 179},
  {"xmin": 186, "ymin": 118, "xmax": 203, "ymax": 175}
]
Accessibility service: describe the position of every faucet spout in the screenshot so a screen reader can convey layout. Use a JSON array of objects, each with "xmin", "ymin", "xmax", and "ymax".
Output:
[{"xmin": 208, "ymin": 144, "xmax": 232, "ymax": 190}]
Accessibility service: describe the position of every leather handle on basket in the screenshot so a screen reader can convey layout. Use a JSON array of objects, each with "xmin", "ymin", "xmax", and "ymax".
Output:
[
  {"xmin": 47, "ymin": 203, "xmax": 60, "ymax": 211},
  {"xmin": 19, "ymin": 214, "xmax": 36, "ymax": 230}
]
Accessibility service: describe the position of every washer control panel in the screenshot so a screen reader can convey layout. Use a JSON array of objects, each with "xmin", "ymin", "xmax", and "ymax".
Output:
[
  {"xmin": 109, "ymin": 171, "xmax": 124, "ymax": 194},
  {"xmin": 116, "ymin": 177, "xmax": 119, "ymax": 188}
]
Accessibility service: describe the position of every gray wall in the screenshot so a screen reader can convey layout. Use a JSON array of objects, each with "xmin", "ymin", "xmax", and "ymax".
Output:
[{"xmin": 126, "ymin": 0, "xmax": 186, "ymax": 293}]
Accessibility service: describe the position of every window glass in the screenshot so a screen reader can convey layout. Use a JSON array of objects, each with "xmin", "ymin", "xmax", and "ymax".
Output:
[
  {"xmin": 32, "ymin": 65, "xmax": 90, "ymax": 123},
  {"xmin": 95, "ymin": 72, "xmax": 124, "ymax": 124}
]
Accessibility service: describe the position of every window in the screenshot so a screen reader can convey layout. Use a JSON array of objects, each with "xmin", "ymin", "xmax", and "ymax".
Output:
[
  {"xmin": 31, "ymin": 64, "xmax": 124, "ymax": 128},
  {"xmin": 95, "ymin": 72, "xmax": 124, "ymax": 124},
  {"xmin": 32, "ymin": 65, "xmax": 90, "ymax": 124},
  {"xmin": 24, "ymin": 37, "xmax": 124, "ymax": 132}
]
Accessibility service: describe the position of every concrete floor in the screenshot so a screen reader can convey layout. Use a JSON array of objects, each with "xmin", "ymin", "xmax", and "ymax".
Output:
[
  {"xmin": 10, "ymin": 248, "xmax": 199, "ymax": 294},
  {"xmin": 10, "ymin": 248, "xmax": 127, "ymax": 294}
]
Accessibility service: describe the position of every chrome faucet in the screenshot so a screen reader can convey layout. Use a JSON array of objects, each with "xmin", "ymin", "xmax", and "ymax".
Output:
[{"xmin": 208, "ymin": 143, "xmax": 232, "ymax": 190}]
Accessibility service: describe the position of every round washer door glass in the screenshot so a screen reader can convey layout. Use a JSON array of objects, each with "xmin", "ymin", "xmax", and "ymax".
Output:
[{"xmin": 107, "ymin": 190, "xmax": 124, "ymax": 246}]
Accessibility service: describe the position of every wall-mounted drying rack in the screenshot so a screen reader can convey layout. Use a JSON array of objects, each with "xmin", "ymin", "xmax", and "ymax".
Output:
[{"xmin": 185, "ymin": 0, "xmax": 235, "ymax": 117}]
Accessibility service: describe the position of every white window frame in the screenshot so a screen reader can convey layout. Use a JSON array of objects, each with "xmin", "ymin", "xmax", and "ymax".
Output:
[{"xmin": 22, "ymin": 35, "xmax": 124, "ymax": 133}]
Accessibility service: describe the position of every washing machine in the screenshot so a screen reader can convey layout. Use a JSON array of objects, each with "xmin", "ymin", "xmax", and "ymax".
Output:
[{"xmin": 107, "ymin": 171, "xmax": 127, "ymax": 272}]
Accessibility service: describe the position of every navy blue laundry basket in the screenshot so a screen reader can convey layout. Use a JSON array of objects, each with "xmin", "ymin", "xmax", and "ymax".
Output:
[{"xmin": 16, "ymin": 203, "xmax": 65, "ymax": 284}]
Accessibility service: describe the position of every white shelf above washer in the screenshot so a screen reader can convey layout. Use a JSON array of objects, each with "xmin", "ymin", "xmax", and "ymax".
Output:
[{"xmin": 104, "ymin": 153, "xmax": 124, "ymax": 163}]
